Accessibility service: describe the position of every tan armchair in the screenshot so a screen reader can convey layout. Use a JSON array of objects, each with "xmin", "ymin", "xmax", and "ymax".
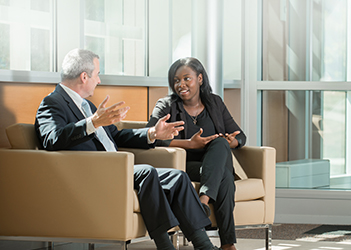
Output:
[
  {"xmin": 116, "ymin": 121, "xmax": 277, "ymax": 250},
  {"xmin": 0, "ymin": 123, "xmax": 185, "ymax": 250}
]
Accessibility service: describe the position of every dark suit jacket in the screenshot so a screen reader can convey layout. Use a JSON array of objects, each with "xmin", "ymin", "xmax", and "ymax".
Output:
[
  {"xmin": 35, "ymin": 84, "xmax": 152, "ymax": 151},
  {"xmin": 146, "ymin": 93, "xmax": 246, "ymax": 147}
]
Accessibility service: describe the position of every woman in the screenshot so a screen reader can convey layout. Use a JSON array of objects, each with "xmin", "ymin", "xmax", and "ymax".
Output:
[{"xmin": 147, "ymin": 57, "xmax": 246, "ymax": 250}]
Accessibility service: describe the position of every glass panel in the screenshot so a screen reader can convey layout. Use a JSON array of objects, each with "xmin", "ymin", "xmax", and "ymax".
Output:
[
  {"xmin": 0, "ymin": 0, "xmax": 9, "ymax": 6},
  {"xmin": 85, "ymin": 36, "xmax": 105, "ymax": 74},
  {"xmin": 317, "ymin": 0, "xmax": 346, "ymax": 81},
  {"xmin": 84, "ymin": 0, "xmax": 145, "ymax": 76},
  {"xmin": 31, "ymin": 28, "xmax": 50, "ymax": 71},
  {"xmin": 85, "ymin": 0, "xmax": 105, "ymax": 22},
  {"xmin": 148, "ymin": 0, "xmax": 171, "ymax": 77},
  {"xmin": 171, "ymin": 0, "xmax": 192, "ymax": 62},
  {"xmin": 321, "ymin": 91, "xmax": 346, "ymax": 175},
  {"xmin": 0, "ymin": 23, "xmax": 10, "ymax": 69},
  {"xmin": 148, "ymin": 0, "xmax": 192, "ymax": 77},
  {"xmin": 31, "ymin": 0, "xmax": 50, "ymax": 12},
  {"xmin": 223, "ymin": 0, "xmax": 241, "ymax": 80},
  {"xmin": 262, "ymin": 90, "xmax": 350, "ymax": 190},
  {"xmin": 0, "ymin": 0, "xmax": 53, "ymax": 71},
  {"xmin": 262, "ymin": 0, "xmax": 347, "ymax": 81},
  {"xmin": 148, "ymin": 0, "xmax": 242, "ymax": 79}
]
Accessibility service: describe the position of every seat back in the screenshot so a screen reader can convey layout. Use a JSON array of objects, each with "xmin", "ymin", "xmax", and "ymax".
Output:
[{"xmin": 6, "ymin": 123, "xmax": 42, "ymax": 150}]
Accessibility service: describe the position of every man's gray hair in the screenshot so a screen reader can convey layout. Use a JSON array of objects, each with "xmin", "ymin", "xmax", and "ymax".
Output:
[{"xmin": 61, "ymin": 48, "xmax": 99, "ymax": 81}]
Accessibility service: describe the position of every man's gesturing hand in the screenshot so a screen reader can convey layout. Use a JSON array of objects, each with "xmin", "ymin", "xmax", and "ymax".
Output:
[
  {"xmin": 91, "ymin": 95, "xmax": 130, "ymax": 128},
  {"xmin": 148, "ymin": 114, "xmax": 184, "ymax": 141}
]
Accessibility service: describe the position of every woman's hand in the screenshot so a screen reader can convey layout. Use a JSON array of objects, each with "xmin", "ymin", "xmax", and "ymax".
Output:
[
  {"xmin": 188, "ymin": 128, "xmax": 219, "ymax": 149},
  {"xmin": 219, "ymin": 131, "xmax": 241, "ymax": 148}
]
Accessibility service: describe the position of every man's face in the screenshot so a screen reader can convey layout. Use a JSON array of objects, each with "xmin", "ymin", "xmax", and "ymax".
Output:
[{"xmin": 83, "ymin": 58, "xmax": 101, "ymax": 98}]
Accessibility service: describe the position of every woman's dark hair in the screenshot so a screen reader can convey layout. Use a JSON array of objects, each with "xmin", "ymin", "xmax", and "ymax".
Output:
[{"xmin": 168, "ymin": 57, "xmax": 213, "ymax": 106}]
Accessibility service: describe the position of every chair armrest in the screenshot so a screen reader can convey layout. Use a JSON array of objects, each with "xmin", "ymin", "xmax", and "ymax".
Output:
[
  {"xmin": 233, "ymin": 146, "xmax": 276, "ymax": 224},
  {"xmin": 233, "ymin": 146, "xmax": 276, "ymax": 180},
  {"xmin": 120, "ymin": 147, "xmax": 186, "ymax": 171},
  {"xmin": 0, "ymin": 149, "xmax": 137, "ymax": 240},
  {"xmin": 115, "ymin": 120, "xmax": 148, "ymax": 130}
]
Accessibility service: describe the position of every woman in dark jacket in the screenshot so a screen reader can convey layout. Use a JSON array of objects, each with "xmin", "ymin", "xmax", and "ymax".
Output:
[{"xmin": 147, "ymin": 57, "xmax": 246, "ymax": 250}]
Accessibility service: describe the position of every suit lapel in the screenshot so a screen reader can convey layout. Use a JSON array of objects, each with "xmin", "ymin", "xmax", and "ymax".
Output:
[
  {"xmin": 55, "ymin": 84, "xmax": 86, "ymax": 121},
  {"xmin": 174, "ymin": 101, "xmax": 188, "ymax": 139}
]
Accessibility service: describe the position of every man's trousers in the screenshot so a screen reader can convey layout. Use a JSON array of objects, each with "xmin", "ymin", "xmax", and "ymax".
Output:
[{"xmin": 133, "ymin": 165, "xmax": 211, "ymax": 239}]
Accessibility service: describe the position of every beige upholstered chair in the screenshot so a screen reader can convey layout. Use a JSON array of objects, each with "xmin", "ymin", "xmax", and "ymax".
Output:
[
  {"xmin": 0, "ymin": 123, "xmax": 186, "ymax": 250},
  {"xmin": 116, "ymin": 121, "xmax": 277, "ymax": 250}
]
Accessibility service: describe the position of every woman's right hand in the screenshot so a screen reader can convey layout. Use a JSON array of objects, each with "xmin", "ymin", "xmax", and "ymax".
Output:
[{"xmin": 188, "ymin": 128, "xmax": 219, "ymax": 149}]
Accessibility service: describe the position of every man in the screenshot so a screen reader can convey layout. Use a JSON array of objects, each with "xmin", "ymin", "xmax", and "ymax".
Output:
[{"xmin": 35, "ymin": 48, "xmax": 221, "ymax": 250}]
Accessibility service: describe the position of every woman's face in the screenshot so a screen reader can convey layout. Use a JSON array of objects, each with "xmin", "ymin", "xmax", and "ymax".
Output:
[{"xmin": 173, "ymin": 65, "xmax": 203, "ymax": 103}]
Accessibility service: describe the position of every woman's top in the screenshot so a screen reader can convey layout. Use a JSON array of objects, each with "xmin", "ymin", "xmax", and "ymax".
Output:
[
  {"xmin": 146, "ymin": 93, "xmax": 246, "ymax": 148},
  {"xmin": 185, "ymin": 108, "xmax": 216, "ymax": 138},
  {"xmin": 184, "ymin": 108, "xmax": 216, "ymax": 161}
]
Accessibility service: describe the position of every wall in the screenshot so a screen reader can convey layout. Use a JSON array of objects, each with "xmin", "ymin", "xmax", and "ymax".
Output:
[
  {"xmin": 0, "ymin": 84, "xmax": 241, "ymax": 149},
  {"xmin": 0, "ymin": 83, "xmax": 148, "ymax": 149}
]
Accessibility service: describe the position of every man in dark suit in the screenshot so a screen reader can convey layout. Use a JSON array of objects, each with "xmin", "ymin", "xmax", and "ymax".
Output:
[{"xmin": 35, "ymin": 49, "xmax": 221, "ymax": 250}]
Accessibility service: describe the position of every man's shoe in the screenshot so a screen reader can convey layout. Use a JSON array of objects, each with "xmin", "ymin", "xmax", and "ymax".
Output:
[{"xmin": 195, "ymin": 247, "xmax": 222, "ymax": 250}]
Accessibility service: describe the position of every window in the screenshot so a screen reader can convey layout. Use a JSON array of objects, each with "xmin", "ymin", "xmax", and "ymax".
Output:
[
  {"xmin": 83, "ymin": 0, "xmax": 146, "ymax": 76},
  {"xmin": 262, "ymin": 0, "xmax": 347, "ymax": 81},
  {"xmin": 0, "ymin": 0, "xmax": 242, "ymax": 80},
  {"xmin": 0, "ymin": 0, "xmax": 53, "ymax": 71},
  {"xmin": 261, "ymin": 0, "xmax": 351, "ymax": 190}
]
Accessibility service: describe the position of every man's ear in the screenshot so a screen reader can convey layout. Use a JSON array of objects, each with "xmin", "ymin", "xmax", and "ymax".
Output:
[{"xmin": 80, "ymin": 72, "xmax": 88, "ymax": 83}]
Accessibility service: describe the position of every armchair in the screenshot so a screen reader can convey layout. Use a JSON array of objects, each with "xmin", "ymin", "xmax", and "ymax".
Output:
[
  {"xmin": 0, "ymin": 123, "xmax": 185, "ymax": 249},
  {"xmin": 116, "ymin": 121, "xmax": 277, "ymax": 250}
]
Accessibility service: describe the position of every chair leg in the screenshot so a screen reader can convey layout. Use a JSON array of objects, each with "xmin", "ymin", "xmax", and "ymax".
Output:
[
  {"xmin": 48, "ymin": 242, "xmax": 54, "ymax": 249},
  {"xmin": 265, "ymin": 224, "xmax": 272, "ymax": 250},
  {"xmin": 170, "ymin": 231, "xmax": 180, "ymax": 250},
  {"xmin": 122, "ymin": 242, "xmax": 128, "ymax": 250}
]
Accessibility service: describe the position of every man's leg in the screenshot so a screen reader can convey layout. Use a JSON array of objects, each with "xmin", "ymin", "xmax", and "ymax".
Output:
[
  {"xmin": 134, "ymin": 164, "xmax": 218, "ymax": 250},
  {"xmin": 156, "ymin": 168, "xmax": 211, "ymax": 238},
  {"xmin": 133, "ymin": 164, "xmax": 179, "ymax": 239},
  {"xmin": 156, "ymin": 168, "xmax": 222, "ymax": 250}
]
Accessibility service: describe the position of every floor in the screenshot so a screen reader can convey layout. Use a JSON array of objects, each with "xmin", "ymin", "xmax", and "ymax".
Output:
[
  {"xmin": 35, "ymin": 236, "xmax": 351, "ymax": 250},
  {"xmin": 2, "ymin": 224, "xmax": 351, "ymax": 250}
]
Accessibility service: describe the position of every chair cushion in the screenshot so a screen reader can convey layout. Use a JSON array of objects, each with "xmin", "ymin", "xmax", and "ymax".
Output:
[
  {"xmin": 235, "ymin": 178, "xmax": 265, "ymax": 201},
  {"xmin": 192, "ymin": 178, "xmax": 265, "ymax": 202},
  {"xmin": 6, "ymin": 123, "xmax": 42, "ymax": 149}
]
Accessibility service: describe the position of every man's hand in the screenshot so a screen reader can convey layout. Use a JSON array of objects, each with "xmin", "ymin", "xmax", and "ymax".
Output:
[
  {"xmin": 148, "ymin": 114, "xmax": 184, "ymax": 141},
  {"xmin": 188, "ymin": 128, "xmax": 219, "ymax": 149},
  {"xmin": 91, "ymin": 95, "xmax": 130, "ymax": 128}
]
